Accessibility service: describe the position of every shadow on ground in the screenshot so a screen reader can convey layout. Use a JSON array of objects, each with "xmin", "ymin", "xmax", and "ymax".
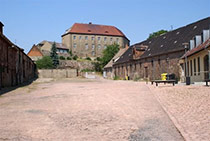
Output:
[
  {"xmin": 128, "ymin": 118, "xmax": 183, "ymax": 141},
  {"xmin": 0, "ymin": 78, "xmax": 37, "ymax": 96}
]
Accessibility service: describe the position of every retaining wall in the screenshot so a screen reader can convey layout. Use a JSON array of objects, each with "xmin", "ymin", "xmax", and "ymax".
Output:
[{"xmin": 38, "ymin": 69, "xmax": 77, "ymax": 78}]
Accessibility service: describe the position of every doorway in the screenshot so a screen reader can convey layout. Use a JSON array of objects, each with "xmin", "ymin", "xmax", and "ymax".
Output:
[{"xmin": 204, "ymin": 55, "xmax": 209, "ymax": 80}]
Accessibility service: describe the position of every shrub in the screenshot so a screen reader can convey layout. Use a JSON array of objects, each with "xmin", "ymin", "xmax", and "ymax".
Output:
[
  {"xmin": 59, "ymin": 56, "xmax": 66, "ymax": 60},
  {"xmin": 36, "ymin": 56, "xmax": 54, "ymax": 69},
  {"xmin": 113, "ymin": 76, "xmax": 120, "ymax": 80},
  {"xmin": 73, "ymin": 55, "xmax": 78, "ymax": 60},
  {"xmin": 67, "ymin": 57, "xmax": 72, "ymax": 60},
  {"xmin": 96, "ymin": 57, "xmax": 102, "ymax": 62},
  {"xmin": 81, "ymin": 68, "xmax": 94, "ymax": 72},
  {"xmin": 86, "ymin": 57, "xmax": 92, "ymax": 61},
  {"xmin": 68, "ymin": 50, "xmax": 73, "ymax": 56}
]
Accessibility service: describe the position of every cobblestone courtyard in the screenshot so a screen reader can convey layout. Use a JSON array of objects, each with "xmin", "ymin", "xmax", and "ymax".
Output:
[{"xmin": 0, "ymin": 78, "xmax": 209, "ymax": 140}]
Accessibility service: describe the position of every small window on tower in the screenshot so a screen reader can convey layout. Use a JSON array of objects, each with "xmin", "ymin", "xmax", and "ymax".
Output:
[
  {"xmin": 85, "ymin": 44, "xmax": 88, "ymax": 50},
  {"xmin": 73, "ymin": 43, "xmax": 77, "ymax": 48},
  {"xmin": 98, "ymin": 44, "xmax": 101, "ymax": 49}
]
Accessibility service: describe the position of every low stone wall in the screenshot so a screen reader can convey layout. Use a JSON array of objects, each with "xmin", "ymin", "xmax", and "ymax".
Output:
[
  {"xmin": 38, "ymin": 69, "xmax": 77, "ymax": 78},
  {"xmin": 59, "ymin": 60, "xmax": 94, "ymax": 71}
]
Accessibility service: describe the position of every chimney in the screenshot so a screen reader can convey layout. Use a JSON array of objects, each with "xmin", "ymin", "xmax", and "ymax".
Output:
[
  {"xmin": 0, "ymin": 22, "xmax": 4, "ymax": 34},
  {"xmin": 89, "ymin": 22, "xmax": 92, "ymax": 24}
]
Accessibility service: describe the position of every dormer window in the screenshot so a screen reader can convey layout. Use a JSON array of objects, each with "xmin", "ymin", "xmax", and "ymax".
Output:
[
  {"xmin": 105, "ymin": 31, "xmax": 109, "ymax": 33},
  {"xmin": 88, "ymin": 30, "xmax": 91, "ymax": 32}
]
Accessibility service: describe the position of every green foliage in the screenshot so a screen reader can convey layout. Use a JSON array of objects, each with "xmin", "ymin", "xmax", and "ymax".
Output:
[
  {"xmin": 36, "ymin": 56, "xmax": 53, "ymax": 69},
  {"xmin": 50, "ymin": 42, "xmax": 59, "ymax": 68},
  {"xmin": 85, "ymin": 57, "xmax": 92, "ymax": 61},
  {"xmin": 113, "ymin": 76, "xmax": 120, "ymax": 80},
  {"xmin": 59, "ymin": 56, "xmax": 66, "ymax": 60},
  {"xmin": 81, "ymin": 68, "xmax": 94, "ymax": 72},
  {"xmin": 96, "ymin": 57, "xmax": 102, "ymax": 62},
  {"xmin": 67, "ymin": 57, "xmax": 72, "ymax": 60},
  {"xmin": 73, "ymin": 55, "xmax": 78, "ymax": 60},
  {"xmin": 93, "ymin": 44, "xmax": 119, "ymax": 72},
  {"xmin": 101, "ymin": 44, "xmax": 119, "ymax": 67},
  {"xmin": 148, "ymin": 30, "xmax": 168, "ymax": 39},
  {"xmin": 68, "ymin": 50, "xmax": 73, "ymax": 56},
  {"xmin": 92, "ymin": 61, "xmax": 103, "ymax": 72},
  {"xmin": 133, "ymin": 76, "xmax": 141, "ymax": 81}
]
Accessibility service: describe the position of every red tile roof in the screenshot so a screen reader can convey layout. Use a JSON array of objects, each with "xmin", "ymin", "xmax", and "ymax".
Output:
[
  {"xmin": 62, "ymin": 23, "xmax": 127, "ymax": 38},
  {"xmin": 27, "ymin": 45, "xmax": 43, "ymax": 57},
  {"xmin": 182, "ymin": 39, "xmax": 210, "ymax": 58}
]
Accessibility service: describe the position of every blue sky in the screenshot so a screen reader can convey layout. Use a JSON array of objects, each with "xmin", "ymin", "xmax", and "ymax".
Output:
[{"xmin": 0, "ymin": 0, "xmax": 209, "ymax": 53}]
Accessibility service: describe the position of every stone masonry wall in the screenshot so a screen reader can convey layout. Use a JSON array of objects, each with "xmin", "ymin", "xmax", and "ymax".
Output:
[
  {"xmin": 59, "ymin": 60, "xmax": 94, "ymax": 71},
  {"xmin": 113, "ymin": 50, "xmax": 185, "ymax": 80},
  {"xmin": 38, "ymin": 69, "xmax": 77, "ymax": 78}
]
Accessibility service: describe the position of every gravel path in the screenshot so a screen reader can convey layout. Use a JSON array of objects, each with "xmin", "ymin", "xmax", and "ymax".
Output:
[
  {"xmin": 149, "ymin": 84, "xmax": 210, "ymax": 141},
  {"xmin": 0, "ymin": 78, "xmax": 183, "ymax": 141}
]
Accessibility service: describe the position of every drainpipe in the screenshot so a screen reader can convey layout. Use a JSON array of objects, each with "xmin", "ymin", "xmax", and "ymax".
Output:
[{"xmin": 183, "ymin": 43, "xmax": 190, "ymax": 85}]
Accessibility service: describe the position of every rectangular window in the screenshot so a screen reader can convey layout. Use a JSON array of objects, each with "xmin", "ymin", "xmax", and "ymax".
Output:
[
  {"xmin": 85, "ymin": 44, "xmax": 88, "ymax": 50},
  {"xmin": 79, "ymin": 36, "xmax": 82, "ymax": 40},
  {"xmin": 85, "ymin": 36, "xmax": 88, "ymax": 40},
  {"xmin": 92, "ymin": 44, "xmax": 95, "ymax": 50},
  {"xmin": 198, "ymin": 57, "xmax": 200, "ymax": 75},
  {"xmin": 104, "ymin": 37, "xmax": 107, "ymax": 41},
  {"xmin": 98, "ymin": 37, "xmax": 100, "ymax": 41},
  {"xmin": 110, "ymin": 38, "xmax": 113, "ymax": 44},
  {"xmin": 190, "ymin": 60, "xmax": 193, "ymax": 76},
  {"xmin": 92, "ymin": 51, "xmax": 95, "ymax": 56},
  {"xmin": 98, "ymin": 44, "xmax": 101, "ymax": 49},
  {"xmin": 104, "ymin": 45, "xmax": 107, "ymax": 49},
  {"xmin": 194, "ymin": 59, "xmax": 196, "ymax": 76},
  {"xmin": 73, "ymin": 43, "xmax": 77, "ymax": 48},
  {"xmin": 151, "ymin": 60, "xmax": 154, "ymax": 67},
  {"xmin": 73, "ymin": 36, "xmax": 76, "ymax": 40},
  {"xmin": 92, "ymin": 37, "xmax": 94, "ymax": 41},
  {"xmin": 116, "ymin": 38, "xmax": 119, "ymax": 44}
]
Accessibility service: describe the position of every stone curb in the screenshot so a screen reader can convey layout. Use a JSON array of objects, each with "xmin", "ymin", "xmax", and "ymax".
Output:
[{"xmin": 146, "ymin": 84, "xmax": 192, "ymax": 141}]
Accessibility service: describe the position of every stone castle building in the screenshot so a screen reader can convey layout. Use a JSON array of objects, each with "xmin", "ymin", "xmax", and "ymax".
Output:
[{"xmin": 61, "ymin": 22, "xmax": 129, "ymax": 58}]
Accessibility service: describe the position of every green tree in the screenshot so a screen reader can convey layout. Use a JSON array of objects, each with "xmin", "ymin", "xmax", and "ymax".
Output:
[
  {"xmin": 50, "ymin": 42, "xmax": 59, "ymax": 68},
  {"xmin": 148, "ymin": 30, "xmax": 168, "ymax": 39},
  {"xmin": 59, "ymin": 56, "xmax": 65, "ymax": 60},
  {"xmin": 73, "ymin": 55, "xmax": 78, "ymax": 60},
  {"xmin": 101, "ymin": 43, "xmax": 119, "ymax": 67},
  {"xmin": 93, "ymin": 44, "xmax": 120, "ymax": 72},
  {"xmin": 36, "ymin": 56, "xmax": 53, "ymax": 69}
]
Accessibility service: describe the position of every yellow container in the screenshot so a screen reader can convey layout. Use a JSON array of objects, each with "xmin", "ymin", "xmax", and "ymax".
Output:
[{"xmin": 161, "ymin": 73, "xmax": 167, "ymax": 80}]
